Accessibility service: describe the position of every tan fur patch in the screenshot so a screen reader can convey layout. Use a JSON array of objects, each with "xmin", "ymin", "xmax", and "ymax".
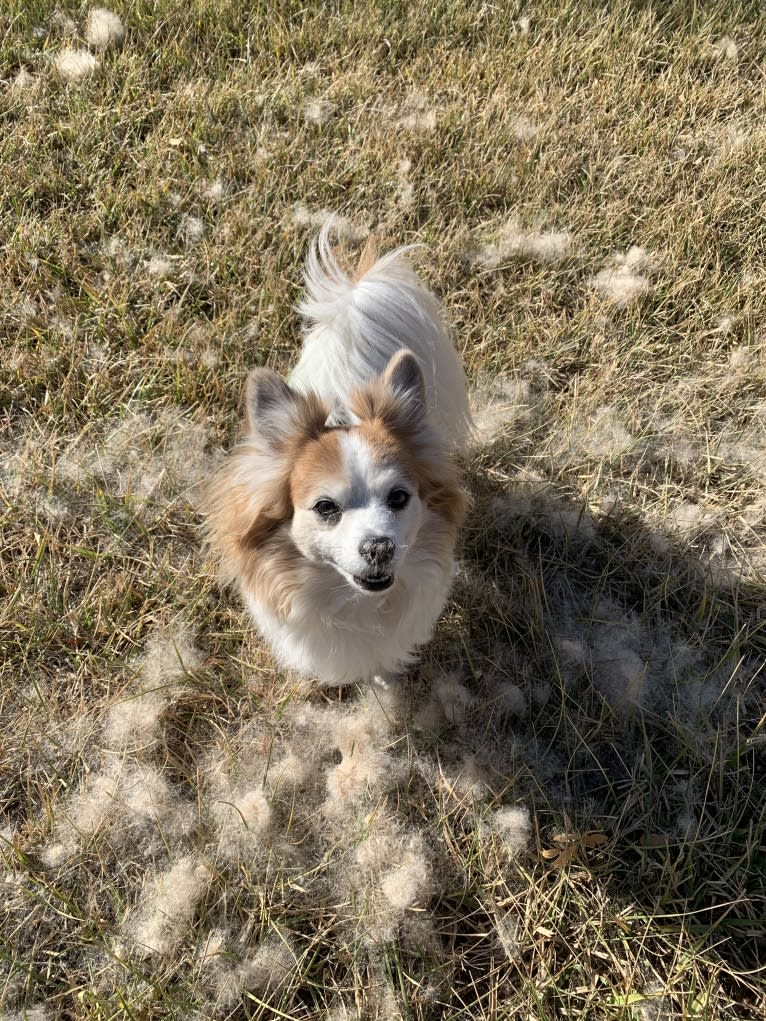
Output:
[
  {"xmin": 204, "ymin": 385, "xmax": 332, "ymax": 615},
  {"xmin": 353, "ymin": 416, "xmax": 467, "ymax": 532},
  {"xmin": 290, "ymin": 430, "xmax": 345, "ymax": 507}
]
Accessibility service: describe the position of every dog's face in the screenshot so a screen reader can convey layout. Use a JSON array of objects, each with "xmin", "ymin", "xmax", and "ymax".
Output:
[
  {"xmin": 289, "ymin": 427, "xmax": 424, "ymax": 594},
  {"xmin": 243, "ymin": 349, "xmax": 434, "ymax": 596}
]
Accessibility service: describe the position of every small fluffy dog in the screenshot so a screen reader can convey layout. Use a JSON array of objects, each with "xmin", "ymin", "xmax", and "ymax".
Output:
[{"xmin": 206, "ymin": 227, "xmax": 471, "ymax": 686}]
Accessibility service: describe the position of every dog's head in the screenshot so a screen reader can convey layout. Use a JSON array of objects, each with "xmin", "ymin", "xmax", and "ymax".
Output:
[{"xmin": 240, "ymin": 349, "xmax": 461, "ymax": 597}]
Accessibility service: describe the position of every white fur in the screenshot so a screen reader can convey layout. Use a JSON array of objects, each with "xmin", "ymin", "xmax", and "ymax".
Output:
[
  {"xmin": 210, "ymin": 227, "xmax": 468, "ymax": 686},
  {"xmin": 292, "ymin": 224, "xmax": 472, "ymax": 449}
]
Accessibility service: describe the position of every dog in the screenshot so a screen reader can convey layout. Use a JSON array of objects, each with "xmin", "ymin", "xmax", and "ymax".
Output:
[{"xmin": 206, "ymin": 226, "xmax": 471, "ymax": 687}]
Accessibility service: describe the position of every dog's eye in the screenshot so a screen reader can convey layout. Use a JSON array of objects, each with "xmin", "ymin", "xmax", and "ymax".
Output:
[
  {"xmin": 313, "ymin": 498, "xmax": 341, "ymax": 521},
  {"xmin": 387, "ymin": 488, "xmax": 410, "ymax": 511}
]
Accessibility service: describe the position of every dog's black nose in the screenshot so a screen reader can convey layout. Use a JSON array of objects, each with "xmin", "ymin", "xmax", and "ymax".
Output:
[{"xmin": 359, "ymin": 537, "xmax": 395, "ymax": 566}]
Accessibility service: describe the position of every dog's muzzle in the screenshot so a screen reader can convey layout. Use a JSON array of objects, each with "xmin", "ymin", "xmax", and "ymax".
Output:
[{"xmin": 353, "ymin": 537, "xmax": 396, "ymax": 592}]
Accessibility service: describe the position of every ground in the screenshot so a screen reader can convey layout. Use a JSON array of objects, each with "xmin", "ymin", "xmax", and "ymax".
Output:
[{"xmin": 1, "ymin": 2, "xmax": 766, "ymax": 1019}]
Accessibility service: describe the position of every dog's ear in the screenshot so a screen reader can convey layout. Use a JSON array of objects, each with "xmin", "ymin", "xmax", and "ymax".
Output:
[
  {"xmin": 245, "ymin": 368, "xmax": 296, "ymax": 443},
  {"xmin": 245, "ymin": 369, "xmax": 327, "ymax": 448},
  {"xmin": 380, "ymin": 349, "xmax": 426, "ymax": 425}
]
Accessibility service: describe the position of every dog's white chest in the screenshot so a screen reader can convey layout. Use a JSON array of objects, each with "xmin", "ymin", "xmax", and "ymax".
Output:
[{"xmin": 245, "ymin": 556, "xmax": 454, "ymax": 686}]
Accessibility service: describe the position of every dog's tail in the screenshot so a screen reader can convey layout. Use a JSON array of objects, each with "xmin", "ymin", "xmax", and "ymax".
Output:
[{"xmin": 295, "ymin": 220, "xmax": 473, "ymax": 449}]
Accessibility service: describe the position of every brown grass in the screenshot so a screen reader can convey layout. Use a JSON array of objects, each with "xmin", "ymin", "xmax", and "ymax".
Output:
[{"xmin": 2, "ymin": 2, "xmax": 766, "ymax": 1018}]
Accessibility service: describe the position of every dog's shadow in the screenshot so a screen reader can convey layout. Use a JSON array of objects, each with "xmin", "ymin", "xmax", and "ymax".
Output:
[{"xmin": 381, "ymin": 438, "xmax": 766, "ymax": 982}]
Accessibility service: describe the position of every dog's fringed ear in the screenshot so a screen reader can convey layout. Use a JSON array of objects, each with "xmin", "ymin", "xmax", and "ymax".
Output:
[
  {"xmin": 380, "ymin": 349, "xmax": 426, "ymax": 425},
  {"xmin": 245, "ymin": 369, "xmax": 327, "ymax": 448}
]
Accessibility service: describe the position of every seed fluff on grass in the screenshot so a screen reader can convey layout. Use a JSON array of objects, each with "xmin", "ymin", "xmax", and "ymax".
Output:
[
  {"xmin": 469, "ymin": 219, "xmax": 573, "ymax": 269},
  {"xmin": 105, "ymin": 682, "xmax": 176, "ymax": 753},
  {"xmin": 395, "ymin": 91, "xmax": 437, "ymax": 132},
  {"xmin": 43, "ymin": 762, "xmax": 196, "ymax": 867},
  {"xmin": 176, "ymin": 213, "xmax": 205, "ymax": 247},
  {"xmin": 10, "ymin": 67, "xmax": 37, "ymax": 93},
  {"xmin": 84, "ymin": 8, "xmax": 126, "ymax": 51},
  {"xmin": 51, "ymin": 48, "xmax": 98, "ymax": 81},
  {"xmin": 303, "ymin": 97, "xmax": 337, "ymax": 126},
  {"xmin": 345, "ymin": 813, "xmax": 437, "ymax": 944},
  {"xmin": 212, "ymin": 933, "xmax": 299, "ymax": 1008},
  {"xmin": 120, "ymin": 854, "xmax": 209, "ymax": 959},
  {"xmin": 204, "ymin": 749, "xmax": 274, "ymax": 864},
  {"xmin": 488, "ymin": 805, "xmax": 532, "ymax": 857},
  {"xmin": 588, "ymin": 245, "xmax": 656, "ymax": 306},
  {"xmin": 324, "ymin": 703, "xmax": 402, "ymax": 812},
  {"xmin": 289, "ymin": 202, "xmax": 370, "ymax": 243},
  {"xmin": 710, "ymin": 35, "xmax": 739, "ymax": 62},
  {"xmin": 470, "ymin": 375, "xmax": 533, "ymax": 444}
]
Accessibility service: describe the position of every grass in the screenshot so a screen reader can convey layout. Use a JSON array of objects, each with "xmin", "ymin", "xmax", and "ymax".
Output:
[{"xmin": 2, "ymin": 0, "xmax": 766, "ymax": 1018}]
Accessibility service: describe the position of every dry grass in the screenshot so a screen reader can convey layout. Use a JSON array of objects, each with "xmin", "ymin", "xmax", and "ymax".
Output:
[{"xmin": 2, "ymin": 1, "xmax": 766, "ymax": 1018}]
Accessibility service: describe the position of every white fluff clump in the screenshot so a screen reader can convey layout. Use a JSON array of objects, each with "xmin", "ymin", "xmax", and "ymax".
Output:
[
  {"xmin": 414, "ymin": 673, "xmax": 476, "ymax": 734},
  {"xmin": 119, "ymin": 764, "xmax": 195, "ymax": 838},
  {"xmin": 711, "ymin": 36, "xmax": 738, "ymax": 62},
  {"xmin": 380, "ymin": 849, "xmax": 433, "ymax": 910},
  {"xmin": 591, "ymin": 617, "xmax": 648, "ymax": 710},
  {"xmin": 289, "ymin": 203, "xmax": 369, "ymax": 245},
  {"xmin": 212, "ymin": 783, "xmax": 273, "ymax": 860},
  {"xmin": 227, "ymin": 936, "xmax": 297, "ymax": 1000},
  {"xmin": 52, "ymin": 48, "xmax": 98, "ymax": 80},
  {"xmin": 85, "ymin": 8, "xmax": 126, "ymax": 51},
  {"xmin": 470, "ymin": 220, "xmax": 573, "ymax": 269},
  {"xmin": 542, "ymin": 505, "xmax": 597, "ymax": 542},
  {"xmin": 265, "ymin": 747, "xmax": 313, "ymax": 795},
  {"xmin": 494, "ymin": 909, "xmax": 522, "ymax": 961},
  {"xmin": 204, "ymin": 928, "xmax": 298, "ymax": 1007},
  {"xmin": 11, "ymin": 68, "xmax": 37, "ymax": 92},
  {"xmin": 572, "ymin": 405, "xmax": 634, "ymax": 458},
  {"xmin": 433, "ymin": 673, "xmax": 473, "ymax": 727},
  {"xmin": 177, "ymin": 214, "xmax": 205, "ymax": 247},
  {"xmin": 665, "ymin": 501, "xmax": 717, "ymax": 535},
  {"xmin": 200, "ymin": 177, "xmax": 227, "ymax": 202},
  {"xmin": 396, "ymin": 92, "xmax": 437, "ymax": 132},
  {"xmin": 471, "ymin": 376, "xmax": 532, "ymax": 444},
  {"xmin": 126, "ymin": 855, "xmax": 209, "ymax": 957},
  {"xmin": 42, "ymin": 773, "xmax": 117, "ymax": 864},
  {"xmin": 396, "ymin": 157, "xmax": 415, "ymax": 209},
  {"xmin": 43, "ymin": 763, "xmax": 195, "ymax": 866},
  {"xmin": 494, "ymin": 681, "xmax": 528, "ymax": 717},
  {"xmin": 203, "ymin": 737, "xmax": 278, "ymax": 861},
  {"xmin": 104, "ymin": 628, "xmax": 201, "ymax": 750},
  {"xmin": 104, "ymin": 689, "xmax": 167, "ymax": 751},
  {"xmin": 303, "ymin": 98, "xmax": 337, "ymax": 125},
  {"xmin": 7, "ymin": 1007, "xmax": 49, "ymax": 1021},
  {"xmin": 198, "ymin": 928, "xmax": 227, "ymax": 968},
  {"xmin": 55, "ymin": 408, "xmax": 215, "ymax": 516},
  {"xmin": 51, "ymin": 11, "xmax": 78, "ymax": 34},
  {"xmin": 589, "ymin": 246, "xmax": 655, "ymax": 306},
  {"xmin": 491, "ymin": 805, "xmax": 531, "ymax": 855},
  {"xmin": 146, "ymin": 254, "xmax": 175, "ymax": 279},
  {"xmin": 352, "ymin": 821, "xmax": 434, "ymax": 941},
  {"xmin": 138, "ymin": 627, "xmax": 202, "ymax": 687},
  {"xmin": 325, "ymin": 712, "xmax": 396, "ymax": 809},
  {"xmin": 511, "ymin": 116, "xmax": 538, "ymax": 142}
]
